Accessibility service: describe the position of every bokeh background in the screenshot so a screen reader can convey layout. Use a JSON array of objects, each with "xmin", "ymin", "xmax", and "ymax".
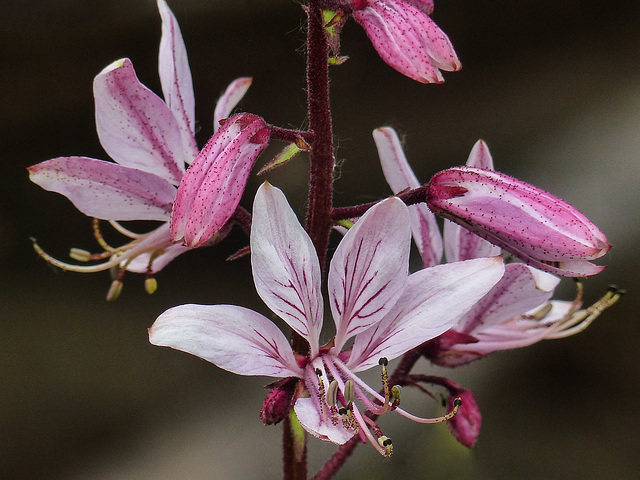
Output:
[{"xmin": 1, "ymin": 1, "xmax": 639, "ymax": 479}]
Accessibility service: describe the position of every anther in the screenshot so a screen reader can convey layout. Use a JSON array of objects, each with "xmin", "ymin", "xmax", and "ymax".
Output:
[
  {"xmin": 377, "ymin": 435, "xmax": 393, "ymax": 457},
  {"xmin": 344, "ymin": 380, "xmax": 355, "ymax": 405},
  {"xmin": 69, "ymin": 248, "xmax": 92, "ymax": 262},
  {"xmin": 106, "ymin": 280, "xmax": 123, "ymax": 301},
  {"xmin": 326, "ymin": 380, "xmax": 338, "ymax": 407},
  {"xmin": 390, "ymin": 385, "xmax": 402, "ymax": 408},
  {"xmin": 145, "ymin": 277, "xmax": 158, "ymax": 295}
]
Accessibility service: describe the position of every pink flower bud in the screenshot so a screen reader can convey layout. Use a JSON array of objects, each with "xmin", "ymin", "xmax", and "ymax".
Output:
[
  {"xmin": 427, "ymin": 166, "xmax": 611, "ymax": 277},
  {"xmin": 352, "ymin": 0, "xmax": 460, "ymax": 83},
  {"xmin": 170, "ymin": 113, "xmax": 270, "ymax": 247},
  {"xmin": 447, "ymin": 388, "xmax": 482, "ymax": 448},
  {"xmin": 260, "ymin": 378, "xmax": 298, "ymax": 426}
]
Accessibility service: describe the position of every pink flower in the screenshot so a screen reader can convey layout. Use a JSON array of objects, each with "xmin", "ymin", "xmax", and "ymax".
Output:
[
  {"xmin": 375, "ymin": 128, "xmax": 620, "ymax": 365},
  {"xmin": 28, "ymin": 0, "xmax": 252, "ymax": 294},
  {"xmin": 150, "ymin": 182, "xmax": 504, "ymax": 454},
  {"xmin": 351, "ymin": 0, "xmax": 460, "ymax": 83}
]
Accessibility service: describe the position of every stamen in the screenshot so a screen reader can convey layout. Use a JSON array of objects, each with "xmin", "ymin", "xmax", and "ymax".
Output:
[
  {"xmin": 326, "ymin": 379, "xmax": 338, "ymax": 407},
  {"xmin": 390, "ymin": 385, "xmax": 402, "ymax": 408},
  {"xmin": 343, "ymin": 380, "xmax": 355, "ymax": 405},
  {"xmin": 93, "ymin": 218, "xmax": 115, "ymax": 252},
  {"xmin": 315, "ymin": 367, "xmax": 327, "ymax": 420},
  {"xmin": 393, "ymin": 396, "xmax": 461, "ymax": 424}
]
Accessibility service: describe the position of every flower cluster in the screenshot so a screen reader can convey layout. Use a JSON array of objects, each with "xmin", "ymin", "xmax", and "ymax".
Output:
[{"xmin": 29, "ymin": 0, "xmax": 620, "ymax": 475}]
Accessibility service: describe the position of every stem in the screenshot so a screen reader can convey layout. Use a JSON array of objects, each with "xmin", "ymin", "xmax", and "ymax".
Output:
[
  {"xmin": 304, "ymin": 0, "xmax": 335, "ymax": 271},
  {"xmin": 331, "ymin": 185, "xmax": 431, "ymax": 222},
  {"xmin": 283, "ymin": 412, "xmax": 308, "ymax": 480}
]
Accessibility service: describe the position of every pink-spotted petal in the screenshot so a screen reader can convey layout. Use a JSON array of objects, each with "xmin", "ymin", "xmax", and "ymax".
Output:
[
  {"xmin": 455, "ymin": 263, "xmax": 560, "ymax": 334},
  {"xmin": 214, "ymin": 77, "xmax": 253, "ymax": 132},
  {"xmin": 329, "ymin": 197, "xmax": 410, "ymax": 351},
  {"xmin": 28, "ymin": 157, "xmax": 175, "ymax": 221},
  {"xmin": 348, "ymin": 256, "xmax": 505, "ymax": 372},
  {"xmin": 170, "ymin": 113, "xmax": 269, "ymax": 247},
  {"xmin": 251, "ymin": 183, "xmax": 323, "ymax": 357},
  {"xmin": 157, "ymin": 0, "xmax": 199, "ymax": 163},
  {"xmin": 293, "ymin": 397, "xmax": 354, "ymax": 445},
  {"xmin": 149, "ymin": 304, "xmax": 303, "ymax": 378},
  {"xmin": 94, "ymin": 58, "xmax": 185, "ymax": 185},
  {"xmin": 374, "ymin": 127, "xmax": 442, "ymax": 266}
]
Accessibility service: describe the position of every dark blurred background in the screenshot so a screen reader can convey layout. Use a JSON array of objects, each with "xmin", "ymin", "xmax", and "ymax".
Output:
[{"xmin": 1, "ymin": 1, "xmax": 639, "ymax": 479}]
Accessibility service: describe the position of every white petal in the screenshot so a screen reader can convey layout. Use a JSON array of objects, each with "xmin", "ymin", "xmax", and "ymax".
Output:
[
  {"xmin": 293, "ymin": 398, "xmax": 354, "ymax": 445},
  {"xmin": 214, "ymin": 77, "xmax": 253, "ymax": 132},
  {"xmin": 348, "ymin": 256, "xmax": 505, "ymax": 372},
  {"xmin": 374, "ymin": 127, "xmax": 442, "ymax": 266},
  {"xmin": 455, "ymin": 263, "xmax": 560, "ymax": 334},
  {"xmin": 330, "ymin": 197, "xmax": 410, "ymax": 350},
  {"xmin": 150, "ymin": 304, "xmax": 303, "ymax": 378},
  {"xmin": 251, "ymin": 183, "xmax": 323, "ymax": 355},
  {"xmin": 157, "ymin": 0, "xmax": 199, "ymax": 162},
  {"xmin": 94, "ymin": 58, "xmax": 186, "ymax": 184}
]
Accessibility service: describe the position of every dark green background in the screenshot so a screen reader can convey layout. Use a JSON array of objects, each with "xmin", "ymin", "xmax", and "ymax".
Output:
[{"xmin": 1, "ymin": 1, "xmax": 638, "ymax": 478}]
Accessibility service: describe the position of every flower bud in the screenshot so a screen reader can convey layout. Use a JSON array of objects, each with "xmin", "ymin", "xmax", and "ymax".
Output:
[
  {"xmin": 427, "ymin": 166, "xmax": 611, "ymax": 277},
  {"xmin": 171, "ymin": 113, "xmax": 270, "ymax": 247},
  {"xmin": 260, "ymin": 378, "xmax": 298, "ymax": 426},
  {"xmin": 352, "ymin": 0, "xmax": 460, "ymax": 84}
]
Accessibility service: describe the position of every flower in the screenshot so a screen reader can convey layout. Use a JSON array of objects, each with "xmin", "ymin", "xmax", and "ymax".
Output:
[
  {"xmin": 351, "ymin": 0, "xmax": 461, "ymax": 83},
  {"xmin": 28, "ymin": 0, "xmax": 252, "ymax": 296},
  {"xmin": 149, "ymin": 182, "xmax": 505, "ymax": 454},
  {"xmin": 375, "ymin": 127, "xmax": 620, "ymax": 365}
]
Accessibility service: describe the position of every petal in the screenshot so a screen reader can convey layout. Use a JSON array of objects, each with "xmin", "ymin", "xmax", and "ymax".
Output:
[
  {"xmin": 455, "ymin": 263, "xmax": 560, "ymax": 334},
  {"xmin": 443, "ymin": 140, "xmax": 500, "ymax": 262},
  {"xmin": 213, "ymin": 77, "xmax": 253, "ymax": 132},
  {"xmin": 374, "ymin": 127, "xmax": 442, "ymax": 266},
  {"xmin": 170, "ymin": 113, "xmax": 269, "ymax": 247},
  {"xmin": 94, "ymin": 58, "xmax": 186, "ymax": 184},
  {"xmin": 251, "ymin": 183, "xmax": 323, "ymax": 356},
  {"xmin": 348, "ymin": 256, "xmax": 505, "ymax": 372},
  {"xmin": 329, "ymin": 197, "xmax": 410, "ymax": 351},
  {"xmin": 293, "ymin": 398, "xmax": 354, "ymax": 445},
  {"xmin": 28, "ymin": 157, "xmax": 175, "ymax": 221},
  {"xmin": 157, "ymin": 0, "xmax": 199, "ymax": 162},
  {"xmin": 353, "ymin": 0, "xmax": 460, "ymax": 83},
  {"xmin": 149, "ymin": 304, "xmax": 303, "ymax": 378}
]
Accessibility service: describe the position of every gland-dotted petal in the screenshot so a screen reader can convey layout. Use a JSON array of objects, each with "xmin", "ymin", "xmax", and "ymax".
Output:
[
  {"xmin": 170, "ymin": 113, "xmax": 269, "ymax": 247},
  {"xmin": 374, "ymin": 127, "xmax": 442, "ymax": 266},
  {"xmin": 455, "ymin": 263, "xmax": 560, "ymax": 334},
  {"xmin": 150, "ymin": 304, "xmax": 303, "ymax": 378},
  {"xmin": 294, "ymin": 398, "xmax": 354, "ymax": 445},
  {"xmin": 251, "ymin": 183, "xmax": 323, "ymax": 356},
  {"xmin": 28, "ymin": 157, "xmax": 175, "ymax": 221},
  {"xmin": 348, "ymin": 256, "xmax": 505, "ymax": 372},
  {"xmin": 428, "ymin": 166, "xmax": 611, "ymax": 276},
  {"xmin": 444, "ymin": 140, "xmax": 499, "ymax": 262},
  {"xmin": 157, "ymin": 0, "xmax": 199, "ymax": 162},
  {"xmin": 94, "ymin": 58, "xmax": 186, "ymax": 185},
  {"xmin": 214, "ymin": 77, "xmax": 253, "ymax": 132},
  {"xmin": 329, "ymin": 197, "xmax": 410, "ymax": 351}
]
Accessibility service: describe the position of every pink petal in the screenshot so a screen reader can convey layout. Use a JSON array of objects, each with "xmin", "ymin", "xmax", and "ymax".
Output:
[
  {"xmin": 28, "ymin": 156, "xmax": 175, "ymax": 221},
  {"xmin": 348, "ymin": 256, "xmax": 505, "ymax": 372},
  {"xmin": 428, "ymin": 166, "xmax": 611, "ymax": 276},
  {"xmin": 374, "ymin": 127, "xmax": 442, "ymax": 266},
  {"xmin": 250, "ymin": 183, "xmax": 323, "ymax": 357},
  {"xmin": 443, "ymin": 140, "xmax": 500, "ymax": 262},
  {"xmin": 293, "ymin": 398, "xmax": 354, "ymax": 445},
  {"xmin": 94, "ymin": 58, "xmax": 186, "ymax": 185},
  {"xmin": 149, "ymin": 304, "xmax": 303, "ymax": 378},
  {"xmin": 329, "ymin": 197, "xmax": 410, "ymax": 351},
  {"xmin": 353, "ymin": 0, "xmax": 460, "ymax": 83},
  {"xmin": 455, "ymin": 263, "xmax": 560, "ymax": 334},
  {"xmin": 214, "ymin": 77, "xmax": 253, "ymax": 132},
  {"xmin": 170, "ymin": 113, "xmax": 269, "ymax": 247},
  {"xmin": 157, "ymin": 0, "xmax": 199, "ymax": 162}
]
